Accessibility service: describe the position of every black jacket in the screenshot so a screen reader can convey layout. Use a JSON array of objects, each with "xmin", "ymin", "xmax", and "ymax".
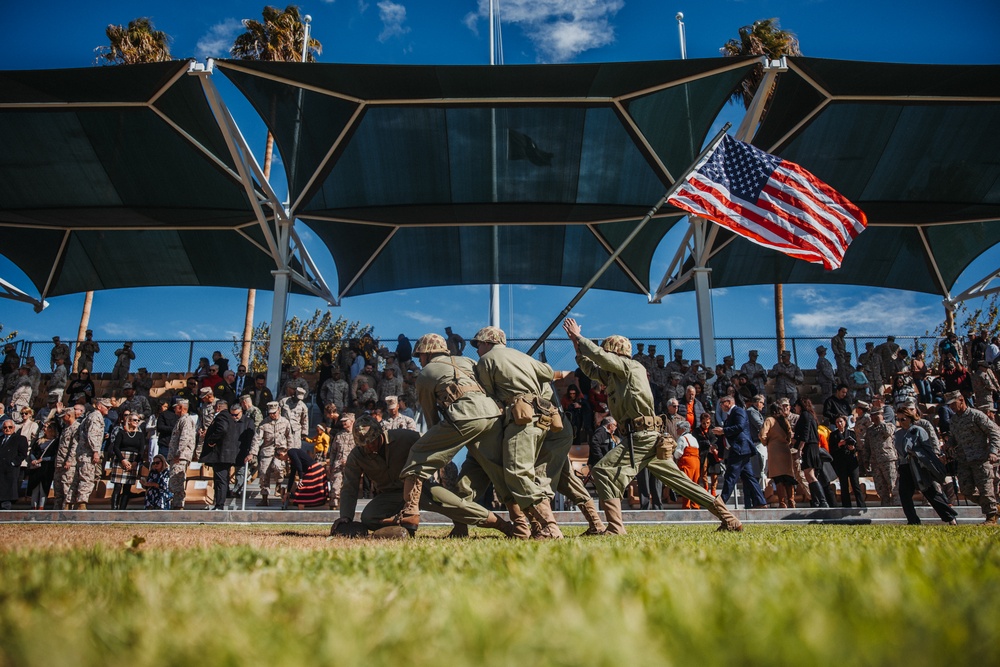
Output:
[
  {"xmin": 201, "ymin": 412, "xmax": 253, "ymax": 465},
  {"xmin": 0, "ymin": 433, "xmax": 29, "ymax": 502}
]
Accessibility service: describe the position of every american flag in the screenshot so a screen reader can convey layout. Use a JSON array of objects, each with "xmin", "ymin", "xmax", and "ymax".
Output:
[{"xmin": 667, "ymin": 135, "xmax": 867, "ymax": 270}]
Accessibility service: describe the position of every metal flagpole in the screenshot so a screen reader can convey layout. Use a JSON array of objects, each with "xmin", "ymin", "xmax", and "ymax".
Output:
[
  {"xmin": 526, "ymin": 122, "xmax": 731, "ymax": 357},
  {"xmin": 488, "ymin": 0, "xmax": 502, "ymax": 327}
]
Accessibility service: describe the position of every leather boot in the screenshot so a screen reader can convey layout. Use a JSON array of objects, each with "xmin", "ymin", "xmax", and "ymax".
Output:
[
  {"xmin": 984, "ymin": 513, "xmax": 998, "ymax": 526},
  {"xmin": 480, "ymin": 511, "xmax": 516, "ymax": 538},
  {"xmin": 598, "ymin": 498, "xmax": 627, "ymax": 535},
  {"xmin": 579, "ymin": 499, "xmax": 606, "ymax": 535},
  {"xmin": 448, "ymin": 522, "xmax": 470, "ymax": 538},
  {"xmin": 525, "ymin": 499, "xmax": 564, "ymax": 539},
  {"xmin": 382, "ymin": 475, "xmax": 423, "ymax": 530},
  {"xmin": 256, "ymin": 494, "xmax": 270, "ymax": 507},
  {"xmin": 76, "ymin": 502, "xmax": 88, "ymax": 511},
  {"xmin": 506, "ymin": 503, "xmax": 532, "ymax": 539},
  {"xmin": 529, "ymin": 516, "xmax": 543, "ymax": 538},
  {"xmin": 809, "ymin": 481, "xmax": 830, "ymax": 508},
  {"xmin": 709, "ymin": 496, "xmax": 742, "ymax": 532}
]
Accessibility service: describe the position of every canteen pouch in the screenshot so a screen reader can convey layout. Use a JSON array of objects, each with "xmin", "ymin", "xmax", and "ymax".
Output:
[
  {"xmin": 655, "ymin": 433, "xmax": 677, "ymax": 460},
  {"xmin": 533, "ymin": 396, "xmax": 562, "ymax": 432},
  {"xmin": 510, "ymin": 396, "xmax": 535, "ymax": 425}
]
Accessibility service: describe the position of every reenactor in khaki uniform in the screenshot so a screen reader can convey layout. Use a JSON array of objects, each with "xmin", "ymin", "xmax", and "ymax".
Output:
[
  {"xmin": 740, "ymin": 350, "xmax": 768, "ymax": 390},
  {"xmin": 327, "ymin": 412, "xmax": 357, "ymax": 510},
  {"xmin": 769, "ymin": 351, "xmax": 804, "ymax": 403},
  {"xmin": 563, "ymin": 318, "xmax": 742, "ymax": 533},
  {"xmin": 330, "ymin": 416, "xmax": 513, "ymax": 537},
  {"xmin": 167, "ymin": 399, "xmax": 198, "ymax": 509},
  {"xmin": 50, "ymin": 336, "xmax": 70, "ymax": 372},
  {"xmin": 944, "ymin": 391, "xmax": 1000, "ymax": 524},
  {"xmin": 68, "ymin": 398, "xmax": 110, "ymax": 509},
  {"xmin": 474, "ymin": 326, "xmax": 565, "ymax": 539},
  {"xmin": 388, "ymin": 333, "xmax": 518, "ymax": 535},
  {"xmin": 320, "ymin": 369, "xmax": 349, "ymax": 412},
  {"xmin": 863, "ymin": 409, "xmax": 898, "ymax": 505},
  {"xmin": 53, "ymin": 405, "xmax": 82, "ymax": 509},
  {"xmin": 279, "ymin": 386, "xmax": 309, "ymax": 448},
  {"xmin": 252, "ymin": 401, "xmax": 292, "ymax": 507},
  {"xmin": 76, "ymin": 330, "xmax": 99, "ymax": 373}
]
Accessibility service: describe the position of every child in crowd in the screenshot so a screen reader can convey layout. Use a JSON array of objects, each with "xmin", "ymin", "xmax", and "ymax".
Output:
[
  {"xmin": 143, "ymin": 454, "xmax": 172, "ymax": 510},
  {"xmin": 305, "ymin": 424, "xmax": 330, "ymax": 462}
]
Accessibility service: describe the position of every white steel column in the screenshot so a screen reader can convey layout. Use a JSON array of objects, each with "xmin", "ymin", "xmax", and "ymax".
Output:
[
  {"xmin": 266, "ymin": 269, "xmax": 291, "ymax": 394},
  {"xmin": 692, "ymin": 218, "xmax": 716, "ymax": 367}
]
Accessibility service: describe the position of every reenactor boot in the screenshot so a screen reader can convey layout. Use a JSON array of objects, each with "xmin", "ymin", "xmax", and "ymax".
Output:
[
  {"xmin": 505, "ymin": 502, "xmax": 532, "ymax": 539},
  {"xmin": 710, "ymin": 497, "xmax": 743, "ymax": 532},
  {"xmin": 598, "ymin": 498, "xmax": 627, "ymax": 535},
  {"xmin": 525, "ymin": 499, "xmax": 564, "ymax": 539},
  {"xmin": 984, "ymin": 513, "xmax": 998, "ymax": 526},
  {"xmin": 578, "ymin": 499, "xmax": 606, "ymax": 535},
  {"xmin": 382, "ymin": 475, "xmax": 423, "ymax": 530},
  {"xmin": 480, "ymin": 512, "xmax": 516, "ymax": 538},
  {"xmin": 448, "ymin": 523, "xmax": 470, "ymax": 538}
]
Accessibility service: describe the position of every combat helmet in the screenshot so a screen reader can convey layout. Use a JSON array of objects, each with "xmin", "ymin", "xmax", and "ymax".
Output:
[
  {"xmin": 602, "ymin": 335, "xmax": 632, "ymax": 358},
  {"xmin": 414, "ymin": 333, "xmax": 448, "ymax": 355},
  {"xmin": 352, "ymin": 414, "xmax": 386, "ymax": 451},
  {"xmin": 471, "ymin": 326, "xmax": 506, "ymax": 347}
]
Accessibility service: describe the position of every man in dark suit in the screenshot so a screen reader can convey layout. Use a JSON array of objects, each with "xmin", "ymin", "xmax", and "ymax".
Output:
[
  {"xmin": 588, "ymin": 417, "xmax": 620, "ymax": 468},
  {"xmin": 201, "ymin": 401, "xmax": 254, "ymax": 510},
  {"xmin": 713, "ymin": 395, "xmax": 767, "ymax": 508},
  {"xmin": 0, "ymin": 419, "xmax": 29, "ymax": 510}
]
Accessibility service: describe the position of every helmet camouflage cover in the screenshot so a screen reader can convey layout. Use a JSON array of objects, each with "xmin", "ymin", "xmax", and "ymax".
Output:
[
  {"xmin": 602, "ymin": 335, "xmax": 632, "ymax": 358},
  {"xmin": 352, "ymin": 414, "xmax": 386, "ymax": 450},
  {"xmin": 414, "ymin": 333, "xmax": 448, "ymax": 355},
  {"xmin": 471, "ymin": 326, "xmax": 506, "ymax": 346}
]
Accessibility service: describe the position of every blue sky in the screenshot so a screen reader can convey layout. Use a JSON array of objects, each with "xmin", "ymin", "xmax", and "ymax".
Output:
[{"xmin": 2, "ymin": 0, "xmax": 1000, "ymax": 372}]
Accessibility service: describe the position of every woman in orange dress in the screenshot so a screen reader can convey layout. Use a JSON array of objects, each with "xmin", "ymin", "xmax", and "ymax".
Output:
[{"xmin": 673, "ymin": 420, "xmax": 702, "ymax": 509}]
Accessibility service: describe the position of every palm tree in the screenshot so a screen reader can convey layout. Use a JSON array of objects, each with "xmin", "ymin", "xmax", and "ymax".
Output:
[
  {"xmin": 231, "ymin": 5, "xmax": 322, "ymax": 367},
  {"xmin": 722, "ymin": 18, "xmax": 802, "ymax": 352},
  {"xmin": 96, "ymin": 17, "xmax": 172, "ymax": 65}
]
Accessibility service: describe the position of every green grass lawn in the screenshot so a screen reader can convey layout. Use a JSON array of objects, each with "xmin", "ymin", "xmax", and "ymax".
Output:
[{"xmin": 1, "ymin": 525, "xmax": 997, "ymax": 667}]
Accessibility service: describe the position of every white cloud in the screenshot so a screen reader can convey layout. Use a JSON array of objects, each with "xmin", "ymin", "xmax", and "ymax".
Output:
[
  {"xmin": 377, "ymin": 1, "xmax": 410, "ymax": 42},
  {"xmin": 401, "ymin": 310, "xmax": 445, "ymax": 327},
  {"xmin": 196, "ymin": 18, "xmax": 244, "ymax": 59},
  {"xmin": 517, "ymin": 285, "xmax": 537, "ymax": 291},
  {"xmin": 789, "ymin": 290, "xmax": 936, "ymax": 335},
  {"xmin": 713, "ymin": 288, "xmax": 728, "ymax": 296},
  {"xmin": 358, "ymin": 0, "xmax": 370, "ymax": 13},
  {"xmin": 467, "ymin": 0, "xmax": 623, "ymax": 63},
  {"xmin": 99, "ymin": 321, "xmax": 156, "ymax": 339},
  {"xmin": 177, "ymin": 330, "xmax": 192, "ymax": 341}
]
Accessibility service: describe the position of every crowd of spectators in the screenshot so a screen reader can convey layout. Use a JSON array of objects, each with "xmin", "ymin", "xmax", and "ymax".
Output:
[{"xmin": 1, "ymin": 327, "xmax": 997, "ymax": 524}]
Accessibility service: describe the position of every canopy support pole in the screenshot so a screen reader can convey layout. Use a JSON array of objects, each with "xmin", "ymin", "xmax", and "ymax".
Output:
[
  {"xmin": 691, "ymin": 217, "xmax": 717, "ymax": 367},
  {"xmin": 267, "ymin": 268, "xmax": 291, "ymax": 394},
  {"xmin": 0, "ymin": 276, "xmax": 48, "ymax": 312},
  {"xmin": 527, "ymin": 123, "xmax": 730, "ymax": 357}
]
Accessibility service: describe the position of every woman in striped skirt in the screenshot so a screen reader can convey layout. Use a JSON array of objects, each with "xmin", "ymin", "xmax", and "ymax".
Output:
[{"xmin": 276, "ymin": 447, "xmax": 329, "ymax": 509}]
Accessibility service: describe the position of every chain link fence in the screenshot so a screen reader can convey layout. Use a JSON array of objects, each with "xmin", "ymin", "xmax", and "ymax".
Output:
[{"xmin": 12, "ymin": 335, "xmax": 942, "ymax": 376}]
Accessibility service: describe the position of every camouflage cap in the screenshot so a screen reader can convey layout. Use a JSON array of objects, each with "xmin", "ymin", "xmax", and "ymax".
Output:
[
  {"xmin": 413, "ymin": 333, "xmax": 449, "ymax": 355},
  {"xmin": 601, "ymin": 335, "xmax": 632, "ymax": 358},
  {"xmin": 471, "ymin": 326, "xmax": 507, "ymax": 346},
  {"xmin": 816, "ymin": 345, "xmax": 827, "ymax": 353},
  {"xmin": 266, "ymin": 401, "xmax": 280, "ymax": 413},
  {"xmin": 944, "ymin": 390, "xmax": 964, "ymax": 405},
  {"xmin": 295, "ymin": 386, "xmax": 307, "ymax": 398},
  {"xmin": 352, "ymin": 414, "xmax": 385, "ymax": 450},
  {"xmin": 122, "ymin": 382, "xmax": 133, "ymax": 389},
  {"xmin": 854, "ymin": 400, "xmax": 869, "ymax": 411},
  {"xmin": 175, "ymin": 399, "xmax": 189, "ymax": 407}
]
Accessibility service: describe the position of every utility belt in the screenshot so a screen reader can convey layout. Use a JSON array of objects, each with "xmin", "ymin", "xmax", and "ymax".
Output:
[
  {"xmin": 439, "ymin": 381, "xmax": 485, "ymax": 411},
  {"xmin": 620, "ymin": 415, "xmax": 678, "ymax": 460},
  {"xmin": 506, "ymin": 393, "xmax": 563, "ymax": 433}
]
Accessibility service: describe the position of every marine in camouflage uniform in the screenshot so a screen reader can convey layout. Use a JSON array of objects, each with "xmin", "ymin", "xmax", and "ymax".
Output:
[
  {"xmin": 382, "ymin": 396, "xmax": 418, "ymax": 431},
  {"xmin": 111, "ymin": 343, "xmax": 135, "ymax": 388},
  {"xmin": 389, "ymin": 333, "xmax": 519, "ymax": 534},
  {"xmin": 740, "ymin": 351, "xmax": 768, "ymax": 390},
  {"xmin": 563, "ymin": 318, "xmax": 742, "ymax": 534},
  {"xmin": 194, "ymin": 388, "xmax": 218, "ymax": 460},
  {"xmin": 319, "ymin": 371, "xmax": 350, "ymax": 412},
  {"xmin": 944, "ymin": 391, "xmax": 1000, "ymax": 523},
  {"xmin": 816, "ymin": 346, "xmax": 836, "ymax": 403},
  {"xmin": 769, "ymin": 352, "xmax": 804, "ymax": 403},
  {"xmin": 252, "ymin": 402, "xmax": 291, "ymax": 506},
  {"xmin": 53, "ymin": 407, "xmax": 82, "ymax": 509},
  {"xmin": 330, "ymin": 417, "xmax": 513, "ymax": 536},
  {"xmin": 119, "ymin": 384, "xmax": 152, "ymax": 420},
  {"xmin": 971, "ymin": 361, "xmax": 1000, "ymax": 410},
  {"xmin": 863, "ymin": 411, "xmax": 898, "ymax": 506},
  {"xmin": 327, "ymin": 413, "xmax": 356, "ymax": 509},
  {"xmin": 167, "ymin": 399, "xmax": 198, "ymax": 509},
  {"xmin": 76, "ymin": 331, "xmax": 99, "ymax": 374},
  {"xmin": 664, "ymin": 350, "xmax": 684, "ymax": 376},
  {"xmin": 831, "ymin": 327, "xmax": 848, "ymax": 372},
  {"xmin": 279, "ymin": 387, "xmax": 309, "ymax": 449},
  {"xmin": 68, "ymin": 399, "xmax": 110, "ymax": 509},
  {"xmin": 860, "ymin": 342, "xmax": 883, "ymax": 391},
  {"xmin": 377, "ymin": 368, "xmax": 404, "ymax": 402},
  {"xmin": 50, "ymin": 337, "xmax": 70, "ymax": 372}
]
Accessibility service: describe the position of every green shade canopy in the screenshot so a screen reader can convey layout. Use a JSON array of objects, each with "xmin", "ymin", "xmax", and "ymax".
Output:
[
  {"xmin": 218, "ymin": 57, "xmax": 757, "ymax": 299},
  {"xmin": 689, "ymin": 57, "xmax": 1000, "ymax": 296},
  {"xmin": 0, "ymin": 61, "xmax": 283, "ymax": 298}
]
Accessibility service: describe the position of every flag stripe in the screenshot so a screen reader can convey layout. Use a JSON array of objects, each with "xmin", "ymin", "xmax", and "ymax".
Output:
[{"xmin": 666, "ymin": 135, "xmax": 866, "ymax": 271}]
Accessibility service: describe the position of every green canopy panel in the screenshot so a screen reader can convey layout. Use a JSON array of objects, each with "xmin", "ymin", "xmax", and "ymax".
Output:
[
  {"xmin": 301, "ymin": 216, "xmax": 682, "ymax": 299},
  {"xmin": 218, "ymin": 57, "xmax": 756, "ymax": 298},
  {"xmin": 689, "ymin": 57, "xmax": 1000, "ymax": 297},
  {"xmin": 0, "ymin": 61, "xmax": 283, "ymax": 299}
]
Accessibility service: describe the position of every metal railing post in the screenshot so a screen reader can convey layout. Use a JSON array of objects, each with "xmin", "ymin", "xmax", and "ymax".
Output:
[{"xmin": 187, "ymin": 342, "xmax": 194, "ymax": 374}]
